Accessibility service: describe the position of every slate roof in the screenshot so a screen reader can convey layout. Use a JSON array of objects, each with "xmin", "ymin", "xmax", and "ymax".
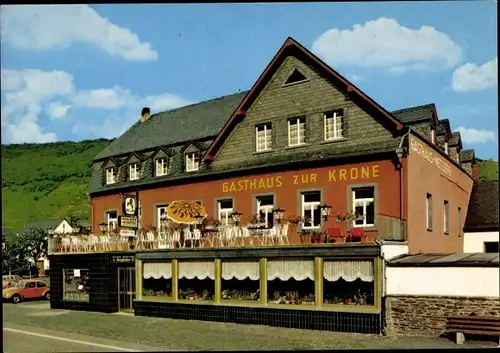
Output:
[
  {"xmin": 18, "ymin": 219, "xmax": 63, "ymax": 234},
  {"xmin": 437, "ymin": 119, "xmax": 450, "ymax": 137},
  {"xmin": 450, "ymin": 132, "xmax": 462, "ymax": 148},
  {"xmin": 460, "ymin": 149, "xmax": 475, "ymax": 162},
  {"xmin": 391, "ymin": 103, "xmax": 435, "ymax": 124},
  {"xmin": 94, "ymin": 92, "xmax": 248, "ymax": 161},
  {"xmin": 387, "ymin": 253, "xmax": 499, "ymax": 267},
  {"xmin": 464, "ymin": 180, "xmax": 499, "ymax": 231}
]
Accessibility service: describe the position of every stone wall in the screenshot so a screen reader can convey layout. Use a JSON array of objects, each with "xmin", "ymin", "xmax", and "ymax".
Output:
[{"xmin": 385, "ymin": 295, "xmax": 500, "ymax": 337}]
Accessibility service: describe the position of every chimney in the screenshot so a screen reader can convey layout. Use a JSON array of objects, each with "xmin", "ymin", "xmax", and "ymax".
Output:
[{"xmin": 141, "ymin": 107, "xmax": 151, "ymax": 123}]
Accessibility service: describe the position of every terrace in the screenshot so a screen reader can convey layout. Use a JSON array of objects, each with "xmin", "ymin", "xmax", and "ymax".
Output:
[{"xmin": 48, "ymin": 203, "xmax": 406, "ymax": 254}]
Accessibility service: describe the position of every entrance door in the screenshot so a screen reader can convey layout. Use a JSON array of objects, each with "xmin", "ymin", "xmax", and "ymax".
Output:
[{"xmin": 118, "ymin": 267, "xmax": 136, "ymax": 312}]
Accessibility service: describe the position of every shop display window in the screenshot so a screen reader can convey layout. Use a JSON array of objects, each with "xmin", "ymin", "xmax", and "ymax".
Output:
[
  {"xmin": 142, "ymin": 262, "xmax": 172, "ymax": 298},
  {"xmin": 63, "ymin": 268, "xmax": 90, "ymax": 302},
  {"xmin": 178, "ymin": 261, "xmax": 215, "ymax": 301},
  {"xmin": 266, "ymin": 259, "xmax": 315, "ymax": 305},
  {"xmin": 221, "ymin": 261, "xmax": 260, "ymax": 301}
]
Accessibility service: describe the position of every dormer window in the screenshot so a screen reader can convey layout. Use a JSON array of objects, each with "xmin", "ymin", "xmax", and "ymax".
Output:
[
  {"xmin": 156, "ymin": 158, "xmax": 168, "ymax": 176},
  {"xmin": 106, "ymin": 168, "xmax": 116, "ymax": 185},
  {"xmin": 444, "ymin": 141, "xmax": 449, "ymax": 155},
  {"xmin": 431, "ymin": 128, "xmax": 436, "ymax": 144},
  {"xmin": 129, "ymin": 163, "xmax": 140, "ymax": 181},
  {"xmin": 186, "ymin": 153, "xmax": 199, "ymax": 172}
]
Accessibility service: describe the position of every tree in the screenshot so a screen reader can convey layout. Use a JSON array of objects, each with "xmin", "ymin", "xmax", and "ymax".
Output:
[{"xmin": 2, "ymin": 228, "xmax": 48, "ymax": 276}]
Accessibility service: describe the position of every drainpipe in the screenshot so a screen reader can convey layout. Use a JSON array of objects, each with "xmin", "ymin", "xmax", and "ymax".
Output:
[{"xmin": 395, "ymin": 127, "xmax": 412, "ymax": 242}]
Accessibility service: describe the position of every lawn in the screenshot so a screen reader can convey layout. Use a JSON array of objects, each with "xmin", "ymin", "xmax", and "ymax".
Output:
[{"xmin": 2, "ymin": 303, "xmax": 497, "ymax": 350}]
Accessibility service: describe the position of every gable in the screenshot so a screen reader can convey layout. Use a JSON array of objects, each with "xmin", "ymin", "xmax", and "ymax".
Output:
[
  {"xmin": 152, "ymin": 148, "xmax": 170, "ymax": 160},
  {"xmin": 54, "ymin": 220, "xmax": 72, "ymax": 234},
  {"xmin": 181, "ymin": 142, "xmax": 202, "ymax": 154},
  {"xmin": 103, "ymin": 159, "xmax": 117, "ymax": 169},
  {"xmin": 126, "ymin": 153, "xmax": 141, "ymax": 165},
  {"xmin": 205, "ymin": 37, "xmax": 403, "ymax": 162}
]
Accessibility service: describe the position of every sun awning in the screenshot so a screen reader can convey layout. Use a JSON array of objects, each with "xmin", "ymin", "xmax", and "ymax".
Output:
[
  {"xmin": 143, "ymin": 262, "xmax": 172, "ymax": 279},
  {"xmin": 323, "ymin": 260, "xmax": 374, "ymax": 282},
  {"xmin": 267, "ymin": 259, "xmax": 315, "ymax": 281},
  {"xmin": 178, "ymin": 260, "xmax": 215, "ymax": 280},
  {"xmin": 222, "ymin": 261, "xmax": 260, "ymax": 281}
]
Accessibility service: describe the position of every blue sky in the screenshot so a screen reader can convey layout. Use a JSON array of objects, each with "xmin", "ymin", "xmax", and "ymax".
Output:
[{"xmin": 1, "ymin": 2, "xmax": 498, "ymax": 160}]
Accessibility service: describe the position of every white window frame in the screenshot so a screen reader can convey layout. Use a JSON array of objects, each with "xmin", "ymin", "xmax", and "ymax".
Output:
[
  {"xmin": 255, "ymin": 124, "xmax": 272, "ymax": 152},
  {"xmin": 426, "ymin": 193, "xmax": 433, "ymax": 230},
  {"xmin": 256, "ymin": 195, "xmax": 274, "ymax": 228},
  {"xmin": 431, "ymin": 128, "xmax": 436, "ymax": 144},
  {"xmin": 301, "ymin": 191, "xmax": 321, "ymax": 230},
  {"xmin": 288, "ymin": 117, "xmax": 306, "ymax": 146},
  {"xmin": 106, "ymin": 211, "xmax": 118, "ymax": 232},
  {"xmin": 155, "ymin": 158, "xmax": 168, "ymax": 177},
  {"xmin": 156, "ymin": 205, "xmax": 169, "ymax": 231},
  {"xmin": 217, "ymin": 199, "xmax": 234, "ymax": 226},
  {"xmin": 352, "ymin": 188, "xmax": 375, "ymax": 228},
  {"xmin": 129, "ymin": 163, "xmax": 139, "ymax": 181},
  {"xmin": 185, "ymin": 153, "xmax": 200, "ymax": 172},
  {"xmin": 324, "ymin": 111, "xmax": 344, "ymax": 141},
  {"xmin": 106, "ymin": 168, "xmax": 116, "ymax": 185},
  {"xmin": 444, "ymin": 200, "xmax": 450, "ymax": 234}
]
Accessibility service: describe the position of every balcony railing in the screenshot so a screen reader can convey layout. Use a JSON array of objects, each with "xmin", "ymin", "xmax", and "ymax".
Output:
[{"xmin": 375, "ymin": 214, "xmax": 406, "ymax": 241}]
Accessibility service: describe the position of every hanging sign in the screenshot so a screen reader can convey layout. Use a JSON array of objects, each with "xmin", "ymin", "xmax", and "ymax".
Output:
[{"xmin": 122, "ymin": 195, "xmax": 138, "ymax": 216}]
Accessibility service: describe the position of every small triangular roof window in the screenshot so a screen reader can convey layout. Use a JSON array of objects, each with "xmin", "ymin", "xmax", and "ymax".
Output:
[{"xmin": 284, "ymin": 69, "xmax": 307, "ymax": 85}]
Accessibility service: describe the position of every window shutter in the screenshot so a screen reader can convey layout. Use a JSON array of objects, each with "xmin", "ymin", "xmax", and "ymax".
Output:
[{"xmin": 342, "ymin": 109, "xmax": 349, "ymax": 138}]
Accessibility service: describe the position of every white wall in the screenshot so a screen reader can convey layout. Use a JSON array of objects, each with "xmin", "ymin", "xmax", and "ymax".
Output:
[
  {"xmin": 381, "ymin": 244, "xmax": 409, "ymax": 260},
  {"xmin": 463, "ymin": 231, "xmax": 499, "ymax": 252},
  {"xmin": 386, "ymin": 266, "xmax": 499, "ymax": 298}
]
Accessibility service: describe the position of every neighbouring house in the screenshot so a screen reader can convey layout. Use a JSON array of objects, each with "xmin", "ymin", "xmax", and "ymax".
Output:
[{"xmin": 463, "ymin": 180, "xmax": 499, "ymax": 253}]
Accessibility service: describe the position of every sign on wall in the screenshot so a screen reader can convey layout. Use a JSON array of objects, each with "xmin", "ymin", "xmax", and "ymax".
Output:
[
  {"xmin": 122, "ymin": 195, "xmax": 138, "ymax": 216},
  {"xmin": 119, "ymin": 216, "xmax": 138, "ymax": 228},
  {"xmin": 410, "ymin": 136, "xmax": 452, "ymax": 177},
  {"xmin": 221, "ymin": 165, "xmax": 380, "ymax": 193},
  {"xmin": 110, "ymin": 255, "xmax": 135, "ymax": 264}
]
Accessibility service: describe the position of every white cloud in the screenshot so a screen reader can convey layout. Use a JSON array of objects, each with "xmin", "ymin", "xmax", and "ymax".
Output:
[
  {"xmin": 350, "ymin": 74, "xmax": 363, "ymax": 83},
  {"xmin": 312, "ymin": 17, "xmax": 462, "ymax": 72},
  {"xmin": 45, "ymin": 101, "xmax": 71, "ymax": 119},
  {"xmin": 455, "ymin": 127, "xmax": 496, "ymax": 144},
  {"xmin": 0, "ymin": 5, "xmax": 158, "ymax": 61},
  {"xmin": 451, "ymin": 57, "xmax": 498, "ymax": 92},
  {"xmin": 1, "ymin": 68, "xmax": 194, "ymax": 143}
]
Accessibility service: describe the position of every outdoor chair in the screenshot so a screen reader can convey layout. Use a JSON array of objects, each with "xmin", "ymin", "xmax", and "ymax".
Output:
[
  {"xmin": 182, "ymin": 227, "xmax": 193, "ymax": 248},
  {"xmin": 169, "ymin": 229, "xmax": 181, "ymax": 248},
  {"xmin": 192, "ymin": 228, "xmax": 202, "ymax": 248},
  {"xmin": 211, "ymin": 228, "xmax": 224, "ymax": 248},
  {"xmin": 232, "ymin": 226, "xmax": 245, "ymax": 247},
  {"xmin": 276, "ymin": 223, "xmax": 290, "ymax": 245},
  {"xmin": 346, "ymin": 227, "xmax": 366, "ymax": 242},
  {"xmin": 326, "ymin": 227, "xmax": 344, "ymax": 243},
  {"xmin": 262, "ymin": 227, "xmax": 276, "ymax": 246},
  {"xmin": 61, "ymin": 236, "xmax": 71, "ymax": 252},
  {"xmin": 87, "ymin": 234, "xmax": 99, "ymax": 251}
]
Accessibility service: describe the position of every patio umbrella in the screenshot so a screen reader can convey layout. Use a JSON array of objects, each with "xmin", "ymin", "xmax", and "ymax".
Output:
[{"xmin": 165, "ymin": 200, "xmax": 208, "ymax": 224}]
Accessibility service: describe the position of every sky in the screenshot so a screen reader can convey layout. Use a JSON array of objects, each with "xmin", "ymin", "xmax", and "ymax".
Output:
[{"xmin": 1, "ymin": 2, "xmax": 498, "ymax": 160}]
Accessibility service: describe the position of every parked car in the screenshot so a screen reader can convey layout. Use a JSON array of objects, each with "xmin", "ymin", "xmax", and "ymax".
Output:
[{"xmin": 2, "ymin": 279, "xmax": 50, "ymax": 303}]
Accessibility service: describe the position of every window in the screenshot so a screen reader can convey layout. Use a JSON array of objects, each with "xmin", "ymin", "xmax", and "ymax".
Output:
[
  {"xmin": 129, "ymin": 163, "xmax": 139, "ymax": 181},
  {"xmin": 217, "ymin": 199, "xmax": 234, "ymax": 226},
  {"xmin": 484, "ymin": 242, "xmax": 499, "ymax": 254},
  {"xmin": 256, "ymin": 123, "xmax": 272, "ymax": 152},
  {"xmin": 143, "ymin": 262, "xmax": 172, "ymax": 298},
  {"xmin": 256, "ymin": 195, "xmax": 274, "ymax": 228},
  {"xmin": 301, "ymin": 191, "xmax": 321, "ymax": 229},
  {"xmin": 284, "ymin": 69, "xmax": 307, "ymax": 85},
  {"xmin": 37, "ymin": 281, "xmax": 47, "ymax": 288},
  {"xmin": 63, "ymin": 268, "xmax": 90, "ymax": 302},
  {"xmin": 156, "ymin": 205, "xmax": 169, "ymax": 231},
  {"xmin": 106, "ymin": 168, "xmax": 116, "ymax": 185},
  {"xmin": 458, "ymin": 207, "xmax": 463, "ymax": 237},
  {"xmin": 288, "ymin": 117, "xmax": 306, "ymax": 146},
  {"xmin": 426, "ymin": 193, "xmax": 433, "ymax": 230},
  {"xmin": 185, "ymin": 153, "xmax": 199, "ymax": 172},
  {"xmin": 222, "ymin": 261, "xmax": 260, "ymax": 302},
  {"xmin": 444, "ymin": 200, "xmax": 450, "ymax": 234},
  {"xmin": 324, "ymin": 110, "xmax": 344, "ymax": 141},
  {"xmin": 352, "ymin": 187, "xmax": 375, "ymax": 227},
  {"xmin": 106, "ymin": 211, "xmax": 118, "ymax": 232},
  {"xmin": 178, "ymin": 261, "xmax": 215, "ymax": 301},
  {"xmin": 156, "ymin": 158, "xmax": 168, "ymax": 176}
]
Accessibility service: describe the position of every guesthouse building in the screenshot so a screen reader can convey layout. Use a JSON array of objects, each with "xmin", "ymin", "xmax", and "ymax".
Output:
[{"xmin": 48, "ymin": 37, "xmax": 477, "ymax": 334}]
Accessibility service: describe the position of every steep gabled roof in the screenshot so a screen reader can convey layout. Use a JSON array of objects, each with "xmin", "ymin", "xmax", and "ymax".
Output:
[
  {"xmin": 94, "ymin": 91, "xmax": 247, "ymax": 161},
  {"xmin": 465, "ymin": 180, "xmax": 499, "ymax": 232},
  {"xmin": 437, "ymin": 119, "xmax": 451, "ymax": 140},
  {"xmin": 450, "ymin": 132, "xmax": 463, "ymax": 149},
  {"xmin": 391, "ymin": 103, "xmax": 439, "ymax": 128},
  {"xmin": 460, "ymin": 149, "xmax": 475, "ymax": 162},
  {"xmin": 205, "ymin": 37, "xmax": 404, "ymax": 161}
]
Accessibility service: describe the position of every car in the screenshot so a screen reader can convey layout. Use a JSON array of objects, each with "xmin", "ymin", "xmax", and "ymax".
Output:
[
  {"xmin": 2, "ymin": 275, "xmax": 23, "ymax": 289},
  {"xmin": 2, "ymin": 279, "xmax": 50, "ymax": 303}
]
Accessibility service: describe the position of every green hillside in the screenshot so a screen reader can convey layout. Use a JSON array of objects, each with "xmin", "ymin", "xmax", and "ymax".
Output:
[
  {"xmin": 1, "ymin": 139, "xmax": 112, "ymax": 230},
  {"xmin": 1, "ymin": 139, "xmax": 498, "ymax": 231}
]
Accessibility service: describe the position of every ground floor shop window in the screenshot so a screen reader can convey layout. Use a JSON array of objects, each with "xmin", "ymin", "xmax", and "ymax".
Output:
[
  {"xmin": 63, "ymin": 268, "xmax": 90, "ymax": 302},
  {"xmin": 178, "ymin": 260, "xmax": 215, "ymax": 301},
  {"xmin": 267, "ymin": 259, "xmax": 315, "ymax": 305},
  {"xmin": 323, "ymin": 260, "xmax": 374, "ymax": 305},
  {"xmin": 221, "ymin": 261, "xmax": 260, "ymax": 301},
  {"xmin": 142, "ymin": 262, "xmax": 172, "ymax": 298}
]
